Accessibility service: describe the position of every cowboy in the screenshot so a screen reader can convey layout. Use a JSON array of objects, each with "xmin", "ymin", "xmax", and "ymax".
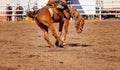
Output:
[
  {"xmin": 47, "ymin": 0, "xmax": 70, "ymax": 19},
  {"xmin": 47, "ymin": 0, "xmax": 67, "ymax": 9}
]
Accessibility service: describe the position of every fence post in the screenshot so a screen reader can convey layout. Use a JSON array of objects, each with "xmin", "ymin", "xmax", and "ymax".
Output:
[
  {"xmin": 99, "ymin": 7, "xmax": 102, "ymax": 20},
  {"xmin": 99, "ymin": 0, "xmax": 102, "ymax": 20}
]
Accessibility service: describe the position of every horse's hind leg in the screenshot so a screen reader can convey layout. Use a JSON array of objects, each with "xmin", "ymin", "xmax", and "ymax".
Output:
[
  {"xmin": 44, "ymin": 28, "xmax": 55, "ymax": 48},
  {"xmin": 7, "ymin": 17, "xmax": 9, "ymax": 21},
  {"xmin": 58, "ymin": 20, "xmax": 64, "ymax": 38},
  {"xmin": 36, "ymin": 21, "xmax": 55, "ymax": 48},
  {"xmin": 10, "ymin": 16, "xmax": 12, "ymax": 21},
  {"xmin": 7, "ymin": 16, "xmax": 10, "ymax": 21},
  {"xmin": 55, "ymin": 20, "xmax": 64, "ymax": 46}
]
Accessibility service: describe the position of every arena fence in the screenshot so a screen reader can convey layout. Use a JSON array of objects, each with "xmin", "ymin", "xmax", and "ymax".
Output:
[
  {"xmin": 0, "ymin": 3, "xmax": 120, "ymax": 21},
  {"xmin": 0, "ymin": 6, "xmax": 27, "ymax": 21},
  {"xmin": 70, "ymin": 4, "xmax": 120, "ymax": 20}
]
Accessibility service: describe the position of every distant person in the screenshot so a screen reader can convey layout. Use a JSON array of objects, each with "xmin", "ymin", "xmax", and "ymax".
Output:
[
  {"xmin": 32, "ymin": 3, "xmax": 38, "ymax": 11},
  {"xmin": 32, "ymin": 3, "xmax": 38, "ymax": 14}
]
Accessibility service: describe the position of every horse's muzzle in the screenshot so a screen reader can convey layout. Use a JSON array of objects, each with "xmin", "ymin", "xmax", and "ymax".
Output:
[
  {"xmin": 76, "ymin": 28, "xmax": 82, "ymax": 34},
  {"xmin": 77, "ymin": 31, "xmax": 82, "ymax": 34}
]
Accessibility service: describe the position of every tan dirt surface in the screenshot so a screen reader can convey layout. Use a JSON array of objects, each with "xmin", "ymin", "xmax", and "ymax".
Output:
[{"xmin": 0, "ymin": 20, "xmax": 120, "ymax": 70}]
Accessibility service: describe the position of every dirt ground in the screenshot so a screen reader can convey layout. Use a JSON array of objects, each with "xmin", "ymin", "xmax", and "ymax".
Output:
[{"xmin": 0, "ymin": 19, "xmax": 120, "ymax": 70}]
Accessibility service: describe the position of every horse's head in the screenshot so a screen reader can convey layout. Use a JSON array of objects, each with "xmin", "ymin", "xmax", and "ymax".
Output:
[
  {"xmin": 7, "ymin": 6, "xmax": 12, "ymax": 10},
  {"xmin": 6, "ymin": 6, "xmax": 12, "ymax": 14},
  {"xmin": 69, "ymin": 7, "xmax": 84, "ymax": 34},
  {"xmin": 75, "ymin": 17, "xmax": 84, "ymax": 34}
]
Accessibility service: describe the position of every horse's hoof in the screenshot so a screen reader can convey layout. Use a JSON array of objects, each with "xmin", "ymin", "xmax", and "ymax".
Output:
[
  {"xmin": 50, "ymin": 46, "xmax": 56, "ymax": 48},
  {"xmin": 55, "ymin": 41, "xmax": 59, "ymax": 47},
  {"xmin": 58, "ymin": 45, "xmax": 64, "ymax": 48},
  {"xmin": 63, "ymin": 42, "xmax": 66, "ymax": 46},
  {"xmin": 55, "ymin": 41, "xmax": 64, "ymax": 48},
  {"xmin": 49, "ymin": 44, "xmax": 56, "ymax": 48}
]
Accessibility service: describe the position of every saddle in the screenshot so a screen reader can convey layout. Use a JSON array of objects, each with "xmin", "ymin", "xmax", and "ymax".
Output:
[
  {"xmin": 47, "ymin": 3, "xmax": 70, "ymax": 20},
  {"xmin": 48, "ymin": 7, "xmax": 64, "ymax": 18}
]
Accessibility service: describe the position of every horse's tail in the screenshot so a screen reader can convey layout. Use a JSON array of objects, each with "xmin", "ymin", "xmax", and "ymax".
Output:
[{"xmin": 26, "ymin": 11, "xmax": 35, "ymax": 18}]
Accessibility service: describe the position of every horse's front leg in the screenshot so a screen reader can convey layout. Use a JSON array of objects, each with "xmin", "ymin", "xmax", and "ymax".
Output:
[
  {"xmin": 62, "ymin": 18, "xmax": 69, "ymax": 45},
  {"xmin": 48, "ymin": 23, "xmax": 64, "ymax": 47},
  {"xmin": 55, "ymin": 20, "xmax": 64, "ymax": 46},
  {"xmin": 61, "ymin": 9, "xmax": 71, "ymax": 45}
]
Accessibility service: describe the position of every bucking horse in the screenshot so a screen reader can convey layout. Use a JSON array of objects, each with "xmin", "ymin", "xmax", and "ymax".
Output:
[{"xmin": 26, "ymin": 3, "xmax": 84, "ymax": 48}]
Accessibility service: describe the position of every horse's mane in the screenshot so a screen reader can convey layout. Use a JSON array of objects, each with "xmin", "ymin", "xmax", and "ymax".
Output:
[{"xmin": 69, "ymin": 7, "xmax": 81, "ymax": 20}]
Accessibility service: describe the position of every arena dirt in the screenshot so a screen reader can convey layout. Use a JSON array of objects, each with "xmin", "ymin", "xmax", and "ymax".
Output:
[{"xmin": 0, "ymin": 20, "xmax": 120, "ymax": 70}]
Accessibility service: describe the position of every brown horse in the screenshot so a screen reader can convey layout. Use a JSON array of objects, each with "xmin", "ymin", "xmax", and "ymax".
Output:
[
  {"xmin": 15, "ymin": 6, "xmax": 24, "ymax": 21},
  {"xmin": 6, "ymin": 5, "xmax": 12, "ymax": 21},
  {"xmin": 27, "ymin": 6, "xmax": 84, "ymax": 48}
]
